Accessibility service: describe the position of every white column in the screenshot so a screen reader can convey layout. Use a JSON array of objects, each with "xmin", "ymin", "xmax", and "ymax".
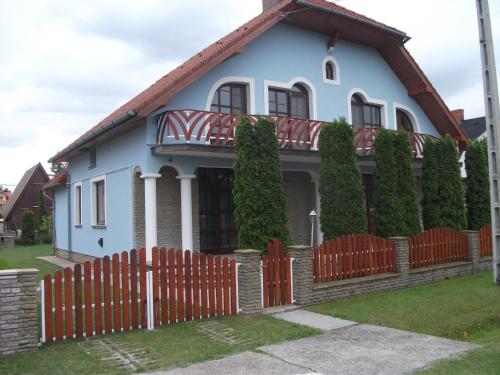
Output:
[
  {"xmin": 176, "ymin": 174, "xmax": 196, "ymax": 251},
  {"xmin": 312, "ymin": 178, "xmax": 323, "ymax": 245},
  {"xmin": 140, "ymin": 173, "xmax": 161, "ymax": 262}
]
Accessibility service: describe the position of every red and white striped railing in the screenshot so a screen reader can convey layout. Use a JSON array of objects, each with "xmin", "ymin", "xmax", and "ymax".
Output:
[{"xmin": 156, "ymin": 109, "xmax": 434, "ymax": 157}]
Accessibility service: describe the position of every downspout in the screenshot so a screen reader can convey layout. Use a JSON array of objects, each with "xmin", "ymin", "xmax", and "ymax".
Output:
[
  {"xmin": 42, "ymin": 190, "xmax": 55, "ymax": 255},
  {"xmin": 66, "ymin": 175, "xmax": 72, "ymax": 260}
]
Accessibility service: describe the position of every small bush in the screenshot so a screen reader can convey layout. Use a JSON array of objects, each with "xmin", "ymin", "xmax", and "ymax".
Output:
[{"xmin": 20, "ymin": 210, "xmax": 36, "ymax": 245}]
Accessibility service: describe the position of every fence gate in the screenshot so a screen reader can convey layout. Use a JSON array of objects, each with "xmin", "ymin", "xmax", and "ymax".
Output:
[{"xmin": 261, "ymin": 241, "xmax": 294, "ymax": 308}]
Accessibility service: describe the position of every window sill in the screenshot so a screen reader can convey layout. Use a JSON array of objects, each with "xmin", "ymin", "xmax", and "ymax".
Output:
[
  {"xmin": 74, "ymin": 225, "xmax": 82, "ymax": 228},
  {"xmin": 92, "ymin": 225, "xmax": 107, "ymax": 229}
]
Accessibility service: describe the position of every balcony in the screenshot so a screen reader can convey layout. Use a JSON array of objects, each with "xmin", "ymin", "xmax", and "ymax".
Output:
[{"xmin": 156, "ymin": 109, "xmax": 435, "ymax": 158}]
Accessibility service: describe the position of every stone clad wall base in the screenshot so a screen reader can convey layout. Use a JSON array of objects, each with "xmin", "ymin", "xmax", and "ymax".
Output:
[
  {"xmin": 0, "ymin": 269, "xmax": 39, "ymax": 356},
  {"xmin": 235, "ymin": 249, "xmax": 262, "ymax": 315},
  {"xmin": 55, "ymin": 248, "xmax": 97, "ymax": 264}
]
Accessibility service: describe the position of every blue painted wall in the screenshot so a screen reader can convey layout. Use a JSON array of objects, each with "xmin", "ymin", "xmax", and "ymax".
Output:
[{"xmin": 55, "ymin": 22, "xmax": 442, "ymax": 256}]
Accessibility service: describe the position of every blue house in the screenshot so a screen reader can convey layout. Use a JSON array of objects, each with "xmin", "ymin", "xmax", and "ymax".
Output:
[{"xmin": 45, "ymin": 0, "xmax": 468, "ymax": 262}]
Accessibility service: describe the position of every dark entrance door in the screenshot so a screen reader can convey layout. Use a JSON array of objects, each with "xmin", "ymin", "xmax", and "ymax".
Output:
[{"xmin": 199, "ymin": 168, "xmax": 237, "ymax": 254}]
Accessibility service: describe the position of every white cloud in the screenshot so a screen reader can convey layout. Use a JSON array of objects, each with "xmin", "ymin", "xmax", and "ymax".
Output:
[{"xmin": 0, "ymin": 0, "xmax": 498, "ymax": 187}]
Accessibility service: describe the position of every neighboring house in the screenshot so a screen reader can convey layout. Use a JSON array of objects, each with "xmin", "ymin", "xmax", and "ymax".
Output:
[
  {"xmin": 45, "ymin": 0, "xmax": 468, "ymax": 262},
  {"xmin": 4, "ymin": 163, "xmax": 51, "ymax": 233},
  {"xmin": 0, "ymin": 187, "xmax": 12, "ymax": 218},
  {"xmin": 452, "ymin": 109, "xmax": 486, "ymax": 177}
]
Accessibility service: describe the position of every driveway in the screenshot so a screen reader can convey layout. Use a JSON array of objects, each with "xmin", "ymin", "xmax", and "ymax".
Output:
[{"xmin": 143, "ymin": 310, "xmax": 478, "ymax": 375}]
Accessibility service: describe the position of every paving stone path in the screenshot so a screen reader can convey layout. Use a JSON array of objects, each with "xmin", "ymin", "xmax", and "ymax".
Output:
[
  {"xmin": 79, "ymin": 336, "xmax": 160, "ymax": 372},
  {"xmin": 196, "ymin": 320, "xmax": 255, "ymax": 346}
]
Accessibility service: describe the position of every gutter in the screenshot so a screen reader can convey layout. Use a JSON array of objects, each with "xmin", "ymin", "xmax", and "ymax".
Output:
[
  {"xmin": 49, "ymin": 110, "xmax": 137, "ymax": 163},
  {"xmin": 295, "ymin": 0, "xmax": 409, "ymax": 42}
]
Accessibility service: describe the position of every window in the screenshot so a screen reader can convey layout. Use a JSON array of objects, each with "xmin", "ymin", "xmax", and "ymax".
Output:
[
  {"xmin": 74, "ymin": 183, "xmax": 82, "ymax": 226},
  {"xmin": 91, "ymin": 176, "xmax": 106, "ymax": 226},
  {"xmin": 325, "ymin": 61, "xmax": 335, "ymax": 81},
  {"xmin": 210, "ymin": 84, "xmax": 247, "ymax": 115},
  {"xmin": 396, "ymin": 109, "xmax": 415, "ymax": 132},
  {"xmin": 268, "ymin": 84, "xmax": 309, "ymax": 119},
  {"xmin": 89, "ymin": 147, "xmax": 96, "ymax": 169},
  {"xmin": 351, "ymin": 94, "xmax": 382, "ymax": 129}
]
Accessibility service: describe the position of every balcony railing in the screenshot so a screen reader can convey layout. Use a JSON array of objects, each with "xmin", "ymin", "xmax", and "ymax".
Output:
[{"xmin": 156, "ymin": 109, "xmax": 434, "ymax": 158}]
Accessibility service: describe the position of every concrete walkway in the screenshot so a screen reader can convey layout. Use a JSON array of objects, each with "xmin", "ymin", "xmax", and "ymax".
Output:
[
  {"xmin": 36, "ymin": 255, "xmax": 77, "ymax": 270},
  {"xmin": 273, "ymin": 309, "xmax": 357, "ymax": 331},
  {"xmin": 142, "ymin": 309, "xmax": 478, "ymax": 375}
]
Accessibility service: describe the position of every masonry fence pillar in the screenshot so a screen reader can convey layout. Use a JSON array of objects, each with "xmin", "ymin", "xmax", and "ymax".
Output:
[
  {"xmin": 234, "ymin": 249, "xmax": 262, "ymax": 314},
  {"xmin": 0, "ymin": 269, "xmax": 39, "ymax": 356},
  {"xmin": 389, "ymin": 237, "xmax": 410, "ymax": 277},
  {"xmin": 463, "ymin": 230, "xmax": 480, "ymax": 269},
  {"xmin": 288, "ymin": 245, "xmax": 314, "ymax": 306}
]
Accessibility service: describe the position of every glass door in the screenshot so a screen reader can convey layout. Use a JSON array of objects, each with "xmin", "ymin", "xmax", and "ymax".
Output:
[{"xmin": 199, "ymin": 168, "xmax": 237, "ymax": 254}]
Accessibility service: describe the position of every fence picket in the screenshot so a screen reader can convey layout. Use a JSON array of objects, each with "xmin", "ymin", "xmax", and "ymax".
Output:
[
  {"xmin": 262, "ymin": 256, "xmax": 269, "ymax": 308},
  {"xmin": 160, "ymin": 248, "xmax": 168, "ymax": 324},
  {"xmin": 94, "ymin": 259, "xmax": 103, "ymax": 335},
  {"xmin": 139, "ymin": 249, "xmax": 147, "ymax": 328},
  {"xmin": 208, "ymin": 255, "xmax": 215, "ymax": 317},
  {"xmin": 130, "ymin": 250, "xmax": 139, "ymax": 329},
  {"xmin": 43, "ymin": 274, "xmax": 53, "ymax": 343},
  {"xmin": 152, "ymin": 248, "xmax": 160, "ymax": 327},
  {"xmin": 64, "ymin": 267, "xmax": 73, "ymax": 339},
  {"xmin": 185, "ymin": 251, "xmax": 193, "ymax": 322},
  {"xmin": 193, "ymin": 252, "xmax": 200, "ymax": 320},
  {"xmin": 200, "ymin": 254, "xmax": 208, "ymax": 319},
  {"xmin": 215, "ymin": 256, "xmax": 223, "ymax": 317},
  {"xmin": 121, "ymin": 252, "xmax": 130, "ymax": 331},
  {"xmin": 74, "ymin": 264, "xmax": 83, "ymax": 338},
  {"xmin": 54, "ymin": 271, "xmax": 63, "ymax": 341},
  {"xmin": 103, "ymin": 257, "xmax": 112, "ymax": 334},
  {"xmin": 84, "ymin": 262, "xmax": 93, "ymax": 337},
  {"xmin": 223, "ymin": 258, "xmax": 230, "ymax": 316},
  {"xmin": 176, "ymin": 250, "xmax": 184, "ymax": 321}
]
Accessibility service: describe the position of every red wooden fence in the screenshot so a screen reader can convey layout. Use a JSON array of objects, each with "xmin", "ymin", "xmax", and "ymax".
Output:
[
  {"xmin": 312, "ymin": 235, "xmax": 396, "ymax": 283},
  {"xmin": 41, "ymin": 248, "xmax": 238, "ymax": 343},
  {"xmin": 408, "ymin": 228, "xmax": 468, "ymax": 269},
  {"xmin": 261, "ymin": 241, "xmax": 293, "ymax": 308},
  {"xmin": 479, "ymin": 225, "xmax": 493, "ymax": 257}
]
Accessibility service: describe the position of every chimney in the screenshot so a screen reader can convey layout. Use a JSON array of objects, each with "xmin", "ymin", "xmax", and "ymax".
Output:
[
  {"xmin": 451, "ymin": 109, "xmax": 464, "ymax": 123},
  {"xmin": 262, "ymin": 0, "xmax": 281, "ymax": 12}
]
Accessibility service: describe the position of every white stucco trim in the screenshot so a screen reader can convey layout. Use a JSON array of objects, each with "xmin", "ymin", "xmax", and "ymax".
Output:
[
  {"xmin": 264, "ymin": 77, "xmax": 318, "ymax": 120},
  {"xmin": 90, "ymin": 175, "xmax": 107, "ymax": 227},
  {"xmin": 205, "ymin": 76, "xmax": 256, "ymax": 114},
  {"xmin": 347, "ymin": 88, "xmax": 388, "ymax": 128},
  {"xmin": 393, "ymin": 102, "xmax": 421, "ymax": 133},
  {"xmin": 322, "ymin": 56, "xmax": 340, "ymax": 85},
  {"xmin": 73, "ymin": 182, "xmax": 82, "ymax": 227}
]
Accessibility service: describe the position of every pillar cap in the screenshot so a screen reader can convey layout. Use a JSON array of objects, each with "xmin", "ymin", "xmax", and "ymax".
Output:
[
  {"xmin": 388, "ymin": 236, "xmax": 409, "ymax": 240},
  {"xmin": 289, "ymin": 245, "xmax": 312, "ymax": 251},
  {"xmin": 462, "ymin": 230, "xmax": 479, "ymax": 234},
  {"xmin": 140, "ymin": 173, "xmax": 161, "ymax": 179},
  {"xmin": 234, "ymin": 249, "xmax": 261, "ymax": 255},
  {"xmin": 176, "ymin": 174, "xmax": 196, "ymax": 180},
  {"xmin": 0, "ymin": 269, "xmax": 39, "ymax": 276}
]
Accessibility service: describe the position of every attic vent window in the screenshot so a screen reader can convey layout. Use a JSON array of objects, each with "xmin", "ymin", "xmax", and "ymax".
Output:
[
  {"xmin": 322, "ymin": 56, "xmax": 340, "ymax": 85},
  {"xmin": 89, "ymin": 147, "xmax": 96, "ymax": 169}
]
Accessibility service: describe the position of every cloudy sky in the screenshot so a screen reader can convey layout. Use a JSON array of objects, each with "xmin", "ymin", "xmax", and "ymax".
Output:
[{"xmin": 0, "ymin": 0, "xmax": 499, "ymax": 187}]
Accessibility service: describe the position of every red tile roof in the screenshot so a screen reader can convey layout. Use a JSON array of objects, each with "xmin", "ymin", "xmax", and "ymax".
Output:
[
  {"xmin": 49, "ymin": 0, "xmax": 466, "ymax": 162},
  {"xmin": 43, "ymin": 167, "xmax": 68, "ymax": 190}
]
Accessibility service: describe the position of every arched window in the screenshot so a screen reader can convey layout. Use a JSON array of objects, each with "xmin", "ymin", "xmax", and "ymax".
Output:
[
  {"xmin": 268, "ymin": 83, "xmax": 309, "ymax": 119},
  {"xmin": 396, "ymin": 109, "xmax": 415, "ymax": 132},
  {"xmin": 351, "ymin": 94, "xmax": 382, "ymax": 129},
  {"xmin": 325, "ymin": 61, "xmax": 335, "ymax": 81},
  {"xmin": 210, "ymin": 83, "xmax": 247, "ymax": 115}
]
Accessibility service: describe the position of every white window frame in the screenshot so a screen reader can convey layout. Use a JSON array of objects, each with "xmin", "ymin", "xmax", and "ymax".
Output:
[
  {"xmin": 74, "ymin": 182, "xmax": 82, "ymax": 227},
  {"xmin": 393, "ymin": 102, "xmax": 421, "ymax": 133},
  {"xmin": 347, "ymin": 88, "xmax": 388, "ymax": 129},
  {"xmin": 263, "ymin": 77, "xmax": 318, "ymax": 120},
  {"xmin": 90, "ymin": 175, "xmax": 106, "ymax": 227},
  {"xmin": 322, "ymin": 56, "xmax": 340, "ymax": 85}
]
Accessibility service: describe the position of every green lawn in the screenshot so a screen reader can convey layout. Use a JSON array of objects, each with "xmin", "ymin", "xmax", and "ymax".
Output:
[
  {"xmin": 0, "ymin": 244, "xmax": 61, "ymax": 281},
  {"xmin": 0, "ymin": 315, "xmax": 318, "ymax": 375},
  {"xmin": 308, "ymin": 272, "xmax": 500, "ymax": 374}
]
